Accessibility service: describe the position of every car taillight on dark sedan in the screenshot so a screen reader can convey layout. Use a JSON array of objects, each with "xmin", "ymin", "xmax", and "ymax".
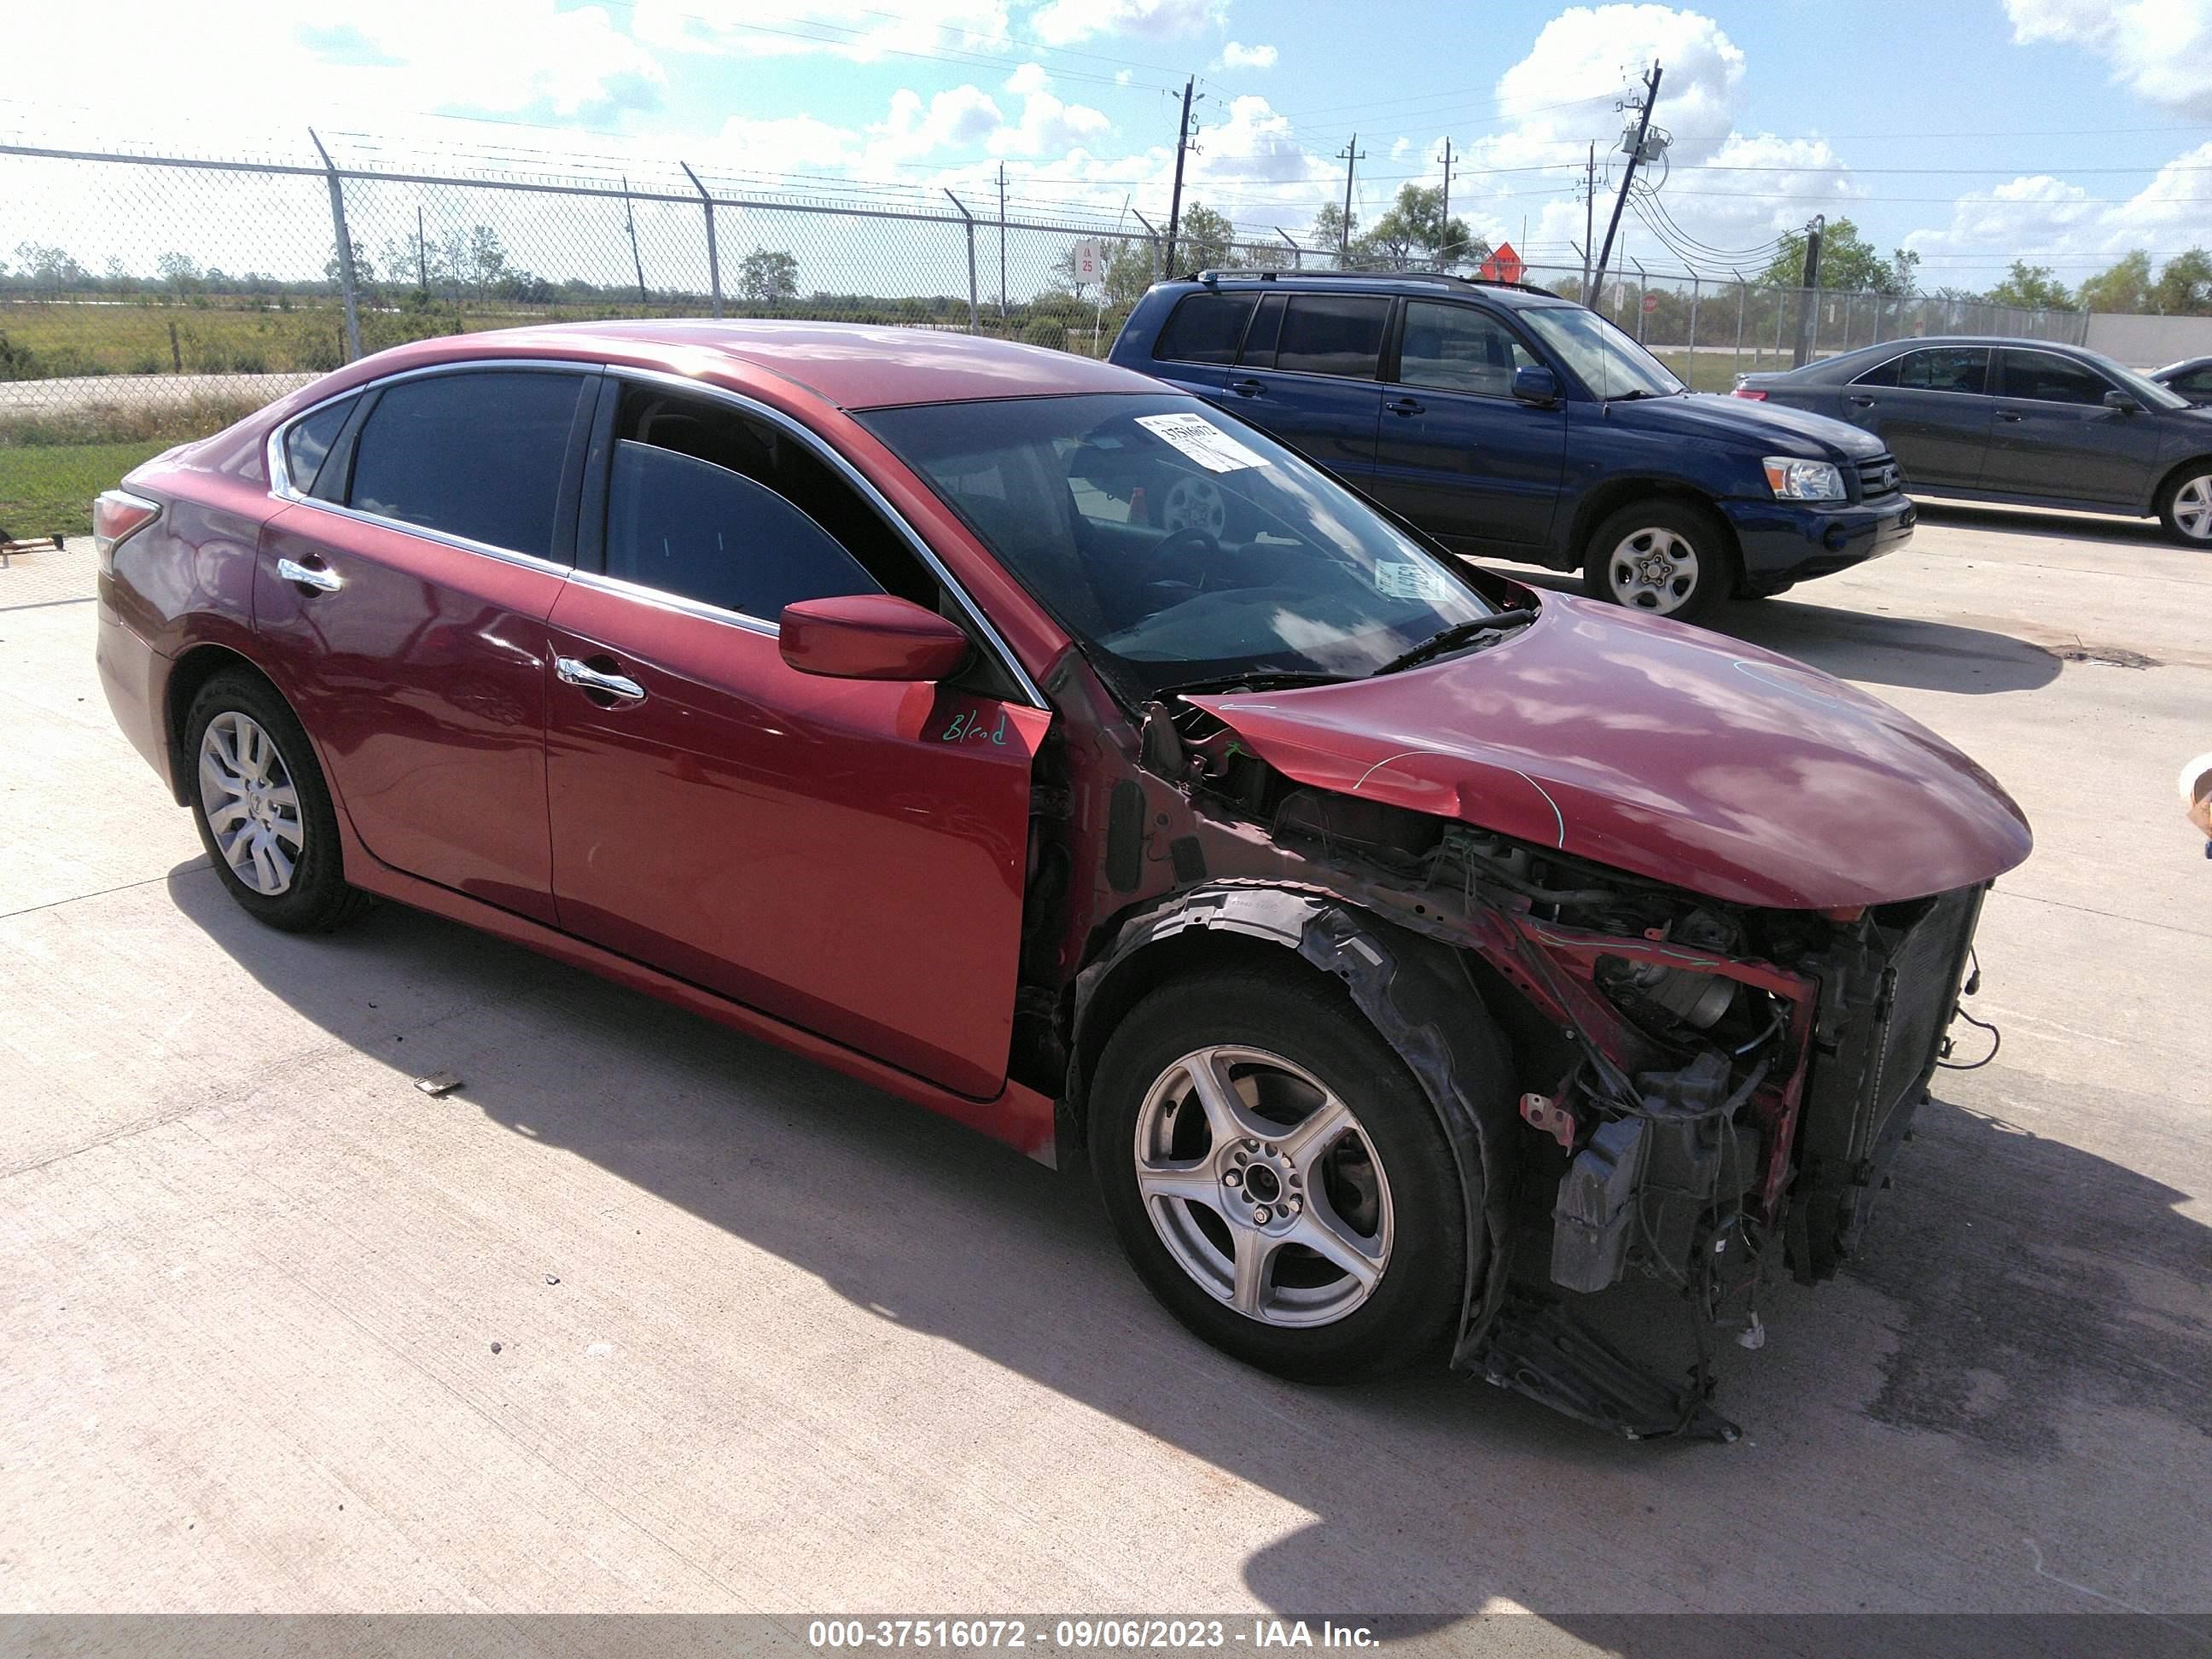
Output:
[{"xmin": 1732, "ymin": 386, "xmax": 1768, "ymax": 400}]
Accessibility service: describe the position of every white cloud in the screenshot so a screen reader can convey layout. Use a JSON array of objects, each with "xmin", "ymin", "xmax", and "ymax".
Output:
[
  {"xmin": 1028, "ymin": 0, "xmax": 1224, "ymax": 47},
  {"xmin": 2005, "ymin": 0, "xmax": 2212, "ymax": 115},
  {"xmin": 632, "ymin": 0, "xmax": 1014, "ymax": 64},
  {"xmin": 1218, "ymin": 41, "xmax": 1278, "ymax": 70},
  {"xmin": 1906, "ymin": 140, "xmax": 2212, "ymax": 277}
]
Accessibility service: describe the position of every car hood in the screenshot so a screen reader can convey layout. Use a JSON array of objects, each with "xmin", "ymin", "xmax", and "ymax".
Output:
[
  {"xmin": 1188, "ymin": 596, "xmax": 2031, "ymax": 911},
  {"xmin": 1607, "ymin": 392, "xmax": 1887, "ymax": 461}
]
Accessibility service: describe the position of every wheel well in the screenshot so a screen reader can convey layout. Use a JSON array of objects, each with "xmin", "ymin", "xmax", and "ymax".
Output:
[
  {"xmin": 163, "ymin": 645, "xmax": 276, "ymax": 806},
  {"xmin": 1566, "ymin": 478, "xmax": 1742, "ymax": 585},
  {"xmin": 1068, "ymin": 928, "xmax": 1350, "ymax": 1126},
  {"xmin": 2151, "ymin": 456, "xmax": 2212, "ymax": 515}
]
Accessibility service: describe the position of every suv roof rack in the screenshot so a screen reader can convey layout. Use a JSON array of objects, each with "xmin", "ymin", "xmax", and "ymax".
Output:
[{"xmin": 1187, "ymin": 267, "xmax": 1557, "ymax": 297}]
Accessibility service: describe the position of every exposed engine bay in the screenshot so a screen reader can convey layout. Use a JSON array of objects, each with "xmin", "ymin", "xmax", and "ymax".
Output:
[{"xmin": 1041, "ymin": 671, "xmax": 1996, "ymax": 1442}]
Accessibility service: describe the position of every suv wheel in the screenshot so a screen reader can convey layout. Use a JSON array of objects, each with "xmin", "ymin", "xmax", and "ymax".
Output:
[
  {"xmin": 185, "ymin": 671, "xmax": 372, "ymax": 933},
  {"xmin": 1088, "ymin": 966, "xmax": 1470, "ymax": 1383},
  {"xmin": 1583, "ymin": 499, "xmax": 1738, "ymax": 626},
  {"xmin": 2158, "ymin": 468, "xmax": 2212, "ymax": 545}
]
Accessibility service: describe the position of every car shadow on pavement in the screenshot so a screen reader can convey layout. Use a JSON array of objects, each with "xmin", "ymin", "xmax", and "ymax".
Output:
[
  {"xmin": 1908, "ymin": 499, "xmax": 2171, "ymax": 549},
  {"xmin": 165, "ymin": 864, "xmax": 2212, "ymax": 1617},
  {"xmin": 1474, "ymin": 568, "xmax": 2063, "ymax": 696}
]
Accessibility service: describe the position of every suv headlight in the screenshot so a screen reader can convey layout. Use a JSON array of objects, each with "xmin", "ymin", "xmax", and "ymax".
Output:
[{"xmin": 1763, "ymin": 457, "xmax": 1846, "ymax": 500}]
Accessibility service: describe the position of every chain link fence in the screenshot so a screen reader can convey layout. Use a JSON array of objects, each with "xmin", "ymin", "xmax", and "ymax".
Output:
[{"xmin": 0, "ymin": 137, "xmax": 2089, "ymax": 533}]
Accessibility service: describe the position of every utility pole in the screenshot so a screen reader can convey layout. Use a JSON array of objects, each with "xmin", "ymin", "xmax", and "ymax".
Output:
[
  {"xmin": 1591, "ymin": 60, "xmax": 1662, "ymax": 311},
  {"xmin": 996, "ymin": 162, "xmax": 1008, "ymax": 333},
  {"xmin": 1792, "ymin": 212, "xmax": 1825, "ymax": 366},
  {"xmin": 1581, "ymin": 143, "xmax": 1596, "ymax": 294},
  {"xmin": 1336, "ymin": 134, "xmax": 1365, "ymax": 259},
  {"xmin": 1164, "ymin": 77, "xmax": 1196, "ymax": 276},
  {"xmin": 1435, "ymin": 137, "xmax": 1454, "ymax": 267}
]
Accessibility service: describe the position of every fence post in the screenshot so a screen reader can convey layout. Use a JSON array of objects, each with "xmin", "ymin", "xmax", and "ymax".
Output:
[
  {"xmin": 681, "ymin": 162, "xmax": 722, "ymax": 318},
  {"xmin": 1686, "ymin": 273, "xmax": 1700, "ymax": 383},
  {"xmin": 1132, "ymin": 210, "xmax": 1161, "ymax": 282},
  {"xmin": 945, "ymin": 191, "xmax": 979, "ymax": 335},
  {"xmin": 309, "ymin": 129, "xmax": 362, "ymax": 363},
  {"xmin": 1732, "ymin": 272, "xmax": 1747, "ymax": 383},
  {"xmin": 1632, "ymin": 259, "xmax": 1647, "ymax": 343}
]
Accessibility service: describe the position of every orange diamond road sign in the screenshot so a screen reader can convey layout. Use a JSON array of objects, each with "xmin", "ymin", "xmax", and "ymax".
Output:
[{"xmin": 1479, "ymin": 242, "xmax": 1524, "ymax": 284}]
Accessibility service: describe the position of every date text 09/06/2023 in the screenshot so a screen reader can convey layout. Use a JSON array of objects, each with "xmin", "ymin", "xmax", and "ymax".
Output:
[{"xmin": 806, "ymin": 1618, "xmax": 1381, "ymax": 1649}]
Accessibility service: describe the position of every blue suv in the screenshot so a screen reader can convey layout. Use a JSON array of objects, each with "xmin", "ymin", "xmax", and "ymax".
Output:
[{"xmin": 1109, "ymin": 271, "xmax": 1915, "ymax": 625}]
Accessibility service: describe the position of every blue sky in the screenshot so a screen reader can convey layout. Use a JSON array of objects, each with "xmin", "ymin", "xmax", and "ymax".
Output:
[{"xmin": 9, "ymin": 1, "xmax": 2212, "ymax": 288}]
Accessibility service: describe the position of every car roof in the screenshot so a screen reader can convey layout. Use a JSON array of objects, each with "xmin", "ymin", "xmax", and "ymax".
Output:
[
  {"xmin": 320, "ymin": 317, "xmax": 1160, "ymax": 412},
  {"xmin": 1763, "ymin": 335, "xmax": 2099, "ymax": 378},
  {"xmin": 1171, "ymin": 271, "xmax": 1571, "ymax": 309}
]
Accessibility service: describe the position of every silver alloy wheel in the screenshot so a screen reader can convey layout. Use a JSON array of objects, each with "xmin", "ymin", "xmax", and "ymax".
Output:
[
  {"xmin": 1132, "ymin": 1045, "xmax": 1394, "ymax": 1329},
  {"xmin": 197, "ymin": 710, "xmax": 305, "ymax": 896},
  {"xmin": 1160, "ymin": 474, "xmax": 1228, "ymax": 537},
  {"xmin": 2173, "ymin": 474, "xmax": 2212, "ymax": 540},
  {"xmin": 1607, "ymin": 527, "xmax": 1702, "ymax": 614}
]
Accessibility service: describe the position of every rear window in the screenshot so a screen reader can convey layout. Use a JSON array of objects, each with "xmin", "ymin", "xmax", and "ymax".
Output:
[
  {"xmin": 348, "ymin": 370, "xmax": 588, "ymax": 561},
  {"xmin": 1275, "ymin": 295, "xmax": 1390, "ymax": 380},
  {"xmin": 1153, "ymin": 292, "xmax": 1259, "ymax": 365},
  {"xmin": 282, "ymin": 396, "xmax": 354, "ymax": 496}
]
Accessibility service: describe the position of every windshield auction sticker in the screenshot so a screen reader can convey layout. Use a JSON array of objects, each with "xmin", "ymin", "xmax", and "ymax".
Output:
[
  {"xmin": 1373, "ymin": 561, "xmax": 1458, "ymax": 602},
  {"xmin": 1134, "ymin": 412, "xmax": 1272, "ymax": 473}
]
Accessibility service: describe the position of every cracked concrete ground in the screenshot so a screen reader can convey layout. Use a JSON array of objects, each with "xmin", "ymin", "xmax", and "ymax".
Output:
[{"xmin": 1, "ymin": 502, "xmax": 2207, "ymax": 1631}]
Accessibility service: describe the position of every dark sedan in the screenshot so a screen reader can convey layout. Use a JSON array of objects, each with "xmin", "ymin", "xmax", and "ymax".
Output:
[
  {"xmin": 1737, "ymin": 336, "xmax": 2212, "ymax": 544},
  {"xmin": 2151, "ymin": 355, "xmax": 2212, "ymax": 407}
]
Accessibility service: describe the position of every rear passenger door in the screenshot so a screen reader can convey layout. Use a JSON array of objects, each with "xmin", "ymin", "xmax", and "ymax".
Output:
[
  {"xmin": 1219, "ymin": 292, "xmax": 1388, "ymax": 483},
  {"xmin": 1368, "ymin": 299, "xmax": 1565, "ymax": 550},
  {"xmin": 1842, "ymin": 346, "xmax": 1994, "ymax": 488},
  {"xmin": 257, "ymin": 365, "xmax": 594, "ymax": 926},
  {"xmin": 1983, "ymin": 348, "xmax": 2152, "ymax": 505}
]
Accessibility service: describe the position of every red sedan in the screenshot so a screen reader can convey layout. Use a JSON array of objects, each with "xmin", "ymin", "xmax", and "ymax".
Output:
[{"xmin": 93, "ymin": 322, "xmax": 2030, "ymax": 1438}]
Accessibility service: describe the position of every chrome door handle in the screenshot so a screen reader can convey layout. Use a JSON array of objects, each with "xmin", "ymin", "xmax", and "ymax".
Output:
[
  {"xmin": 1229, "ymin": 378, "xmax": 1263, "ymax": 397},
  {"xmin": 276, "ymin": 557, "xmax": 341, "ymax": 593},
  {"xmin": 1846, "ymin": 394, "xmax": 1875, "ymax": 407},
  {"xmin": 556, "ymin": 656, "xmax": 646, "ymax": 701}
]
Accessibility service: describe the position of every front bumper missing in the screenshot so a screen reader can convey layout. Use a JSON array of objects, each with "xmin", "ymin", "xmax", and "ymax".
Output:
[{"xmin": 1476, "ymin": 1289, "xmax": 1741, "ymax": 1442}]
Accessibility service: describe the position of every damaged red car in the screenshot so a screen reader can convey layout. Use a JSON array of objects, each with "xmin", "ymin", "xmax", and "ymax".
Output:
[{"xmin": 94, "ymin": 323, "xmax": 2031, "ymax": 1439}]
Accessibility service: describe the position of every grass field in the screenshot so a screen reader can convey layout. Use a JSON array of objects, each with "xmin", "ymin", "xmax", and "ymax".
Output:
[{"xmin": 0, "ymin": 441, "xmax": 169, "ymax": 538}]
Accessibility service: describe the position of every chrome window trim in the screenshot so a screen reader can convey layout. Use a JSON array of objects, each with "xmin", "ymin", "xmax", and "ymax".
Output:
[
  {"xmin": 564, "ymin": 566, "xmax": 780, "ymax": 638},
  {"xmin": 265, "ymin": 358, "xmax": 596, "ymax": 577},
  {"xmin": 1846, "ymin": 344, "xmax": 1992, "ymax": 396},
  {"xmin": 602, "ymin": 364, "xmax": 1048, "ymax": 708}
]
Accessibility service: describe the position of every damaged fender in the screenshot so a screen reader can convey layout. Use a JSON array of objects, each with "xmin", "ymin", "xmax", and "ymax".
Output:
[{"xmin": 1068, "ymin": 883, "xmax": 1523, "ymax": 1361}]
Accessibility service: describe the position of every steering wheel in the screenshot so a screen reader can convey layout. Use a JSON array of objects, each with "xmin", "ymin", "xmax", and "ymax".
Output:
[{"xmin": 1141, "ymin": 524, "xmax": 1225, "ymax": 592}]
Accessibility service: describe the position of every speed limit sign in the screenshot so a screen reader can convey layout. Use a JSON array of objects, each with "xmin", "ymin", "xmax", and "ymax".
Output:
[{"xmin": 1072, "ymin": 239, "xmax": 1103, "ymax": 284}]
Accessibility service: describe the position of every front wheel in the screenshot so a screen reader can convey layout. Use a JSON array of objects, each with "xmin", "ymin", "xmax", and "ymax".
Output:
[
  {"xmin": 2157, "ymin": 468, "xmax": 2212, "ymax": 546},
  {"xmin": 1088, "ymin": 967, "xmax": 1470, "ymax": 1383},
  {"xmin": 1582, "ymin": 499, "xmax": 1738, "ymax": 626}
]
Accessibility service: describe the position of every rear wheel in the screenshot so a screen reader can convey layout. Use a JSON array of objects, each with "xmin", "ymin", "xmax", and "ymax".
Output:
[
  {"xmin": 1088, "ymin": 966, "xmax": 1470, "ymax": 1383},
  {"xmin": 184, "ymin": 672, "xmax": 370, "ymax": 933},
  {"xmin": 1582, "ymin": 498, "xmax": 1738, "ymax": 626},
  {"xmin": 2157, "ymin": 467, "xmax": 2212, "ymax": 545}
]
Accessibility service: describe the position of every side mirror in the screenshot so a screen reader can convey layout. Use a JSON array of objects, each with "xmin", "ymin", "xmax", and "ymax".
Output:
[
  {"xmin": 1511, "ymin": 364, "xmax": 1561, "ymax": 405},
  {"xmin": 779, "ymin": 594, "xmax": 972, "ymax": 682},
  {"xmin": 2104, "ymin": 388, "xmax": 2141, "ymax": 413}
]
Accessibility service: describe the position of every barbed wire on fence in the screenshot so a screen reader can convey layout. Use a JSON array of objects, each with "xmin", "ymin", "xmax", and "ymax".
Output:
[{"xmin": 2, "ymin": 137, "xmax": 2088, "ymax": 440}]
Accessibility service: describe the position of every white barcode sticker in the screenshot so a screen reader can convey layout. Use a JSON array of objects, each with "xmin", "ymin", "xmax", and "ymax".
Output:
[
  {"xmin": 1133, "ymin": 412, "xmax": 1272, "ymax": 474},
  {"xmin": 1374, "ymin": 561, "xmax": 1457, "ymax": 601}
]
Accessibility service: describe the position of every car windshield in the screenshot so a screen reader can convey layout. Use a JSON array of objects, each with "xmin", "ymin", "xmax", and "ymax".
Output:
[
  {"xmin": 859, "ymin": 393, "xmax": 1506, "ymax": 700},
  {"xmin": 1520, "ymin": 304, "xmax": 1684, "ymax": 399}
]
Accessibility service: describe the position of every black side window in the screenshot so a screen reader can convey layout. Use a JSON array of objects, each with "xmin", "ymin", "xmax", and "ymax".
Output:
[
  {"xmin": 1896, "ymin": 348, "xmax": 1988, "ymax": 395},
  {"xmin": 2178, "ymin": 368, "xmax": 2212, "ymax": 399},
  {"xmin": 601, "ymin": 386, "xmax": 938, "ymax": 619},
  {"xmin": 1275, "ymin": 295, "xmax": 1390, "ymax": 379},
  {"xmin": 283, "ymin": 397, "xmax": 353, "ymax": 495},
  {"xmin": 2000, "ymin": 350, "xmax": 2109, "ymax": 405},
  {"xmin": 349, "ymin": 371, "xmax": 587, "ymax": 560},
  {"xmin": 1237, "ymin": 294, "xmax": 1286, "ymax": 366},
  {"xmin": 1851, "ymin": 355, "xmax": 1901, "ymax": 388},
  {"xmin": 1154, "ymin": 292, "xmax": 1260, "ymax": 364}
]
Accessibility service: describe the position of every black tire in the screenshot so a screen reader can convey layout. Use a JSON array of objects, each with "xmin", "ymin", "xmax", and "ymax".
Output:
[
  {"xmin": 183, "ymin": 670, "xmax": 372, "ymax": 933},
  {"xmin": 1088, "ymin": 965, "xmax": 1469, "ymax": 1384},
  {"xmin": 2156, "ymin": 464, "xmax": 2212, "ymax": 547},
  {"xmin": 1581, "ymin": 498, "xmax": 1739, "ymax": 626}
]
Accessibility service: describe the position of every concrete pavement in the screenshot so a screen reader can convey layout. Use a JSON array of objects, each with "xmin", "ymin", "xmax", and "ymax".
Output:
[{"xmin": 1, "ymin": 507, "xmax": 2207, "ymax": 1626}]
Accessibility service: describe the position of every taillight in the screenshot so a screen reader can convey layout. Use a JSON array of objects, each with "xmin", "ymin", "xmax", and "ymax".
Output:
[
  {"xmin": 93, "ymin": 489, "xmax": 160, "ymax": 569},
  {"xmin": 1732, "ymin": 386, "xmax": 1768, "ymax": 401}
]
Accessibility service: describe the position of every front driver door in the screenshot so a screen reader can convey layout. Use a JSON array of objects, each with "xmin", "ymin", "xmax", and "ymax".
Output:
[
  {"xmin": 1368, "ymin": 299, "xmax": 1566, "ymax": 550},
  {"xmin": 1982, "ymin": 347, "xmax": 2154, "ymax": 505},
  {"xmin": 544, "ymin": 380, "xmax": 1046, "ymax": 1099}
]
